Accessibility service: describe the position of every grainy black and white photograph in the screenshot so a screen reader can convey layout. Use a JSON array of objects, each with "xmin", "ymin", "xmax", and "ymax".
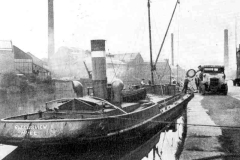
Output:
[{"xmin": 0, "ymin": 0, "xmax": 240, "ymax": 159}]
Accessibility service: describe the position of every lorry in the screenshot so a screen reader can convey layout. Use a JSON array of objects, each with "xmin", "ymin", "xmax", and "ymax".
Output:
[
  {"xmin": 198, "ymin": 65, "xmax": 228, "ymax": 95},
  {"xmin": 233, "ymin": 49, "xmax": 240, "ymax": 86}
]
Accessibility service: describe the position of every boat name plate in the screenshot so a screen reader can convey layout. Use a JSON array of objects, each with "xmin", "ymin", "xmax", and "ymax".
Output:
[{"xmin": 15, "ymin": 124, "xmax": 48, "ymax": 130}]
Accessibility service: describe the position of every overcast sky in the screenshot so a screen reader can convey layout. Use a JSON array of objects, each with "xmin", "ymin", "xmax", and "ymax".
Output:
[{"xmin": 0, "ymin": 0, "xmax": 240, "ymax": 70}]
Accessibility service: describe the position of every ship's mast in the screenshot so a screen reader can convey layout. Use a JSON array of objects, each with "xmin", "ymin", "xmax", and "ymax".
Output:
[{"xmin": 148, "ymin": 0, "xmax": 154, "ymax": 85}]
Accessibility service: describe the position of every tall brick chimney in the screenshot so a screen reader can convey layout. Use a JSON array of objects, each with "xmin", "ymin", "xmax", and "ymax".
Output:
[
  {"xmin": 224, "ymin": 29, "xmax": 229, "ymax": 70},
  {"xmin": 48, "ymin": 0, "xmax": 54, "ymax": 66}
]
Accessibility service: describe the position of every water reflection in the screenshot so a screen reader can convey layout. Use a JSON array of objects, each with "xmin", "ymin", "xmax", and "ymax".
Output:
[
  {"xmin": 141, "ymin": 117, "xmax": 186, "ymax": 160},
  {"xmin": 0, "ymin": 93, "xmax": 186, "ymax": 160}
]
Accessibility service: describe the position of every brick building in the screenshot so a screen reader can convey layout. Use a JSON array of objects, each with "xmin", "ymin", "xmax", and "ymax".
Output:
[
  {"xmin": 49, "ymin": 48, "xmax": 186, "ymax": 86},
  {"xmin": 108, "ymin": 53, "xmax": 173, "ymax": 85},
  {"xmin": 0, "ymin": 40, "xmax": 50, "ymax": 80},
  {"xmin": 0, "ymin": 41, "xmax": 15, "ymax": 74}
]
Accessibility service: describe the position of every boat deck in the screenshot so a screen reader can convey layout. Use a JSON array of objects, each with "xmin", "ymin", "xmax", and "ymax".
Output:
[
  {"xmin": 147, "ymin": 94, "xmax": 170, "ymax": 103},
  {"xmin": 3, "ymin": 94, "xmax": 176, "ymax": 121}
]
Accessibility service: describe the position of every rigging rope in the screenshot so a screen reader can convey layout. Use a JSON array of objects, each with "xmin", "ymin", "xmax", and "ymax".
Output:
[
  {"xmin": 177, "ymin": 1, "xmax": 180, "ymax": 66},
  {"xmin": 158, "ymin": 62, "xmax": 169, "ymax": 83},
  {"xmin": 108, "ymin": 52, "xmax": 117, "ymax": 78},
  {"xmin": 115, "ymin": 116, "xmax": 240, "ymax": 130},
  {"xmin": 154, "ymin": 0, "xmax": 180, "ymax": 66}
]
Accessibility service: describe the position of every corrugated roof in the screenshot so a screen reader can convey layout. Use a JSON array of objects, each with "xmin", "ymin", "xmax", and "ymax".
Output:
[
  {"xmin": 84, "ymin": 57, "xmax": 125, "ymax": 71},
  {"xmin": 0, "ymin": 40, "xmax": 12, "ymax": 50},
  {"xmin": 114, "ymin": 53, "xmax": 141, "ymax": 62},
  {"xmin": 26, "ymin": 52, "xmax": 44, "ymax": 67},
  {"xmin": 13, "ymin": 46, "xmax": 49, "ymax": 71},
  {"xmin": 13, "ymin": 46, "xmax": 32, "ymax": 59}
]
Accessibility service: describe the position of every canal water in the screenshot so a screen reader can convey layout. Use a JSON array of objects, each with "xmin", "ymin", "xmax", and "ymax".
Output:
[{"xmin": 0, "ymin": 92, "xmax": 187, "ymax": 160}]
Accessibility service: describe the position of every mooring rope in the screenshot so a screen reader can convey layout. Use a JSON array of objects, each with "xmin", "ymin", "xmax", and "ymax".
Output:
[{"xmin": 115, "ymin": 116, "xmax": 240, "ymax": 130}]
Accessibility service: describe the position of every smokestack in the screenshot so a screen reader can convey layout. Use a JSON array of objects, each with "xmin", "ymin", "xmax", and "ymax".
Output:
[
  {"xmin": 48, "ymin": 0, "xmax": 54, "ymax": 66},
  {"xmin": 224, "ymin": 29, "xmax": 229, "ymax": 70},
  {"xmin": 91, "ymin": 40, "xmax": 108, "ymax": 99},
  {"xmin": 171, "ymin": 33, "xmax": 174, "ymax": 66}
]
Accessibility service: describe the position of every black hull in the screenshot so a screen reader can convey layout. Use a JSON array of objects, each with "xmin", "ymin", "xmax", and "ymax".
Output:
[
  {"xmin": 77, "ymin": 93, "xmax": 191, "ymax": 144},
  {"xmin": 0, "ymin": 93, "xmax": 193, "ymax": 147}
]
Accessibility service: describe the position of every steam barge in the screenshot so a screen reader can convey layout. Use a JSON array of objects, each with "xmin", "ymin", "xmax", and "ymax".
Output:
[
  {"xmin": 0, "ymin": 40, "xmax": 193, "ymax": 147},
  {"xmin": 0, "ymin": 93, "xmax": 193, "ymax": 146}
]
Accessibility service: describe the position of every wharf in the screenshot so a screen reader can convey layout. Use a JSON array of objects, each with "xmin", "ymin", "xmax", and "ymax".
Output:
[
  {"xmin": 0, "ymin": 145, "xmax": 17, "ymax": 159},
  {"xmin": 180, "ymin": 94, "xmax": 224, "ymax": 160}
]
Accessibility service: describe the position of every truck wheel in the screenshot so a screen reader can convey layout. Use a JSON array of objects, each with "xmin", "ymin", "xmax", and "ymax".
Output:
[
  {"xmin": 201, "ymin": 85, "xmax": 205, "ymax": 95},
  {"xmin": 233, "ymin": 81, "xmax": 236, "ymax": 86},
  {"xmin": 223, "ymin": 86, "xmax": 228, "ymax": 95}
]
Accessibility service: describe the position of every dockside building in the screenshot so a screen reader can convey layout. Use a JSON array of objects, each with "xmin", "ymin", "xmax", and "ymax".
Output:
[{"xmin": 0, "ymin": 40, "xmax": 50, "ymax": 80}]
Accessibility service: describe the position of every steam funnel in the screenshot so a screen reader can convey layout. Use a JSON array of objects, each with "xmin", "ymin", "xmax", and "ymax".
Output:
[{"xmin": 91, "ymin": 40, "xmax": 108, "ymax": 99}]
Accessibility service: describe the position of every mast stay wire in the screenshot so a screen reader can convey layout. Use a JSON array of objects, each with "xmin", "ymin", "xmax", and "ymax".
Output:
[
  {"xmin": 150, "ymin": 1, "xmax": 176, "ymax": 86},
  {"xmin": 177, "ymin": 1, "xmax": 180, "ymax": 66},
  {"xmin": 154, "ymin": 0, "xmax": 180, "ymax": 68},
  {"xmin": 151, "ymin": 0, "xmax": 176, "ymax": 61},
  {"xmin": 109, "ymin": 52, "xmax": 117, "ymax": 78}
]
